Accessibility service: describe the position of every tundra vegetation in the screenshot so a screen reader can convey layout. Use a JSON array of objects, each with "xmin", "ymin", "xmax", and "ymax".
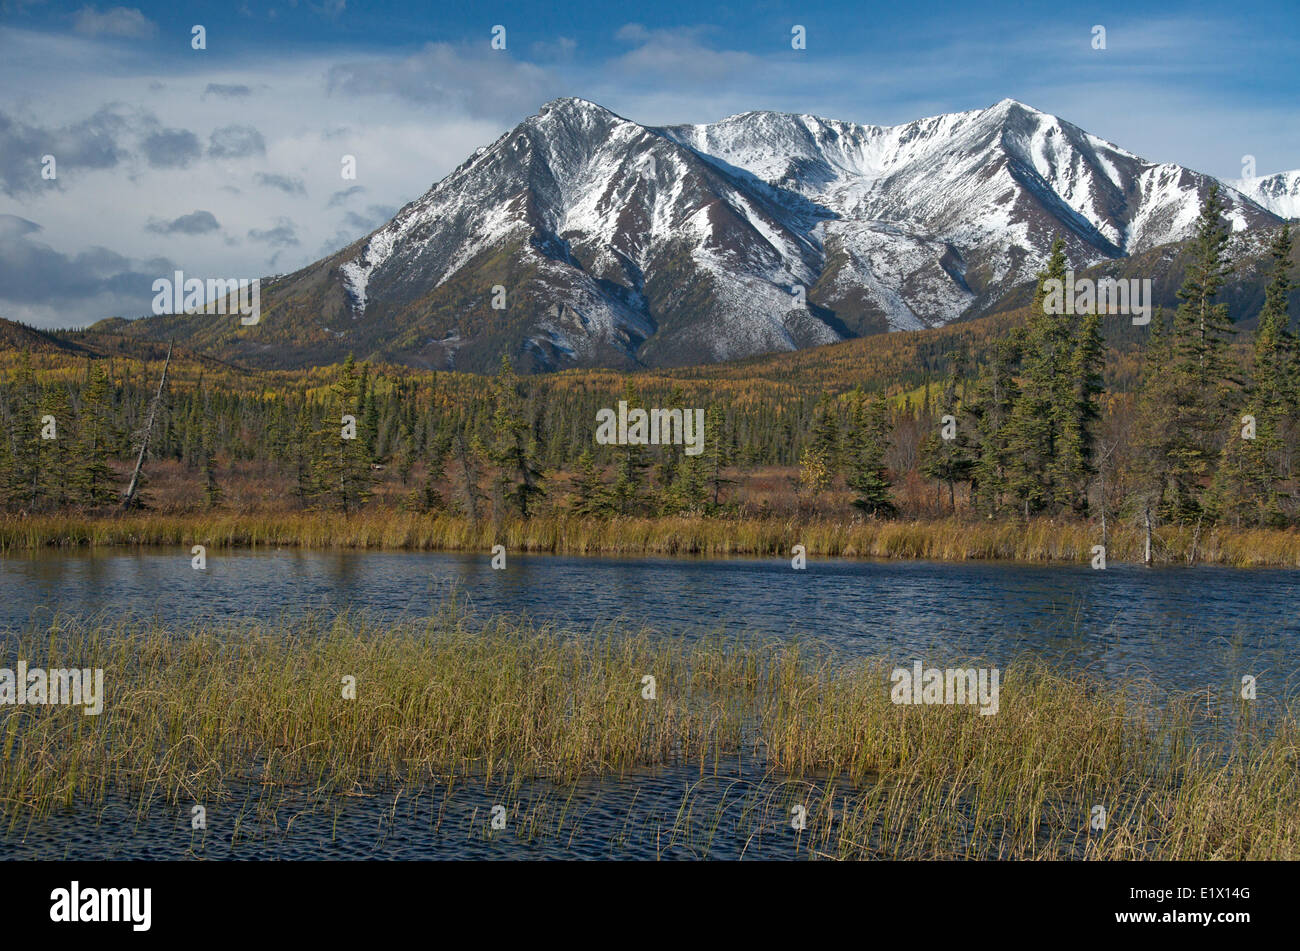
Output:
[{"xmin": 0, "ymin": 199, "xmax": 1296, "ymax": 565}]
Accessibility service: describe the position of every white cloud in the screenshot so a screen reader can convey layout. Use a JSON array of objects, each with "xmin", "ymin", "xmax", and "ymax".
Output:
[
  {"xmin": 0, "ymin": 15, "xmax": 1294, "ymax": 329},
  {"xmin": 0, "ymin": 26, "xmax": 512, "ymax": 327},
  {"xmin": 72, "ymin": 6, "xmax": 157, "ymax": 40},
  {"xmin": 325, "ymin": 42, "xmax": 562, "ymax": 118}
]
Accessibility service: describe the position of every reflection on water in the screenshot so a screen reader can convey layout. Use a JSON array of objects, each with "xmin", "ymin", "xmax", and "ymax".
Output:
[{"xmin": 2, "ymin": 547, "xmax": 1296, "ymax": 692}]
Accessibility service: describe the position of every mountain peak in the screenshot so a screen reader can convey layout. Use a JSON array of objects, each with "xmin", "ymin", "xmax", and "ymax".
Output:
[
  {"xmin": 115, "ymin": 98, "xmax": 1284, "ymax": 374},
  {"xmin": 1229, "ymin": 169, "xmax": 1300, "ymax": 218},
  {"xmin": 984, "ymin": 97, "xmax": 1049, "ymax": 120},
  {"xmin": 536, "ymin": 97, "xmax": 619, "ymax": 118},
  {"xmin": 527, "ymin": 98, "xmax": 631, "ymax": 139}
]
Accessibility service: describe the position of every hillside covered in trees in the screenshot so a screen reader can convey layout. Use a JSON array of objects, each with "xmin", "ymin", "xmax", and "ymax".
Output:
[{"xmin": 1, "ymin": 188, "xmax": 1296, "ymax": 554}]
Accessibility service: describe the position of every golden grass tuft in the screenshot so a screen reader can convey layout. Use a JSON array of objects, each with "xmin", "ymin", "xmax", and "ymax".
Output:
[
  {"xmin": 4, "ymin": 511, "xmax": 1300, "ymax": 566},
  {"xmin": 2, "ymin": 608, "xmax": 1297, "ymax": 859}
]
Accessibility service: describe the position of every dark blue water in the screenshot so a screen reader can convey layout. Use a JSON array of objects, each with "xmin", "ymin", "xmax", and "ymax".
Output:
[
  {"xmin": 2, "ymin": 547, "xmax": 1297, "ymax": 694},
  {"xmin": 3, "ymin": 548, "xmax": 1296, "ymax": 859},
  {"xmin": 1, "ymin": 766, "xmax": 855, "ymax": 861}
]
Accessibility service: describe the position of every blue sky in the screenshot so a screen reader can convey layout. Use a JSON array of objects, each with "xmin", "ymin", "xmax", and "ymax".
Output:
[{"xmin": 1, "ymin": 0, "xmax": 1297, "ymax": 327}]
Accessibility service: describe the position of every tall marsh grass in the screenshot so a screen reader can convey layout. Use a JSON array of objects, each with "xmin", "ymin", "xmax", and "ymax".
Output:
[
  {"xmin": 2, "ymin": 608, "xmax": 1296, "ymax": 858},
  {"xmin": 5, "ymin": 511, "xmax": 1300, "ymax": 566}
]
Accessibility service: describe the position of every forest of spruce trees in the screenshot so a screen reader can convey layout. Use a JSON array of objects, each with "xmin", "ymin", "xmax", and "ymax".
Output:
[{"xmin": 0, "ymin": 186, "xmax": 1295, "ymax": 536}]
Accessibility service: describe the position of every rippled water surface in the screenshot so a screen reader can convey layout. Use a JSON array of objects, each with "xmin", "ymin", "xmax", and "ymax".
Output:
[
  {"xmin": 2, "ymin": 547, "xmax": 1296, "ymax": 691},
  {"xmin": 2, "ymin": 548, "xmax": 1296, "ymax": 859}
]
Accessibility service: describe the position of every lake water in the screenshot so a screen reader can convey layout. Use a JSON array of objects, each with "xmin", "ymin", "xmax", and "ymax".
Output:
[
  {"xmin": 2, "ymin": 548, "xmax": 1296, "ymax": 859},
  {"xmin": 2, "ymin": 547, "xmax": 1296, "ymax": 693}
]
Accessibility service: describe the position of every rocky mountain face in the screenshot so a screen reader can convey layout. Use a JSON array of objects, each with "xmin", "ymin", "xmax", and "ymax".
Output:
[
  {"xmin": 1229, "ymin": 170, "xmax": 1300, "ymax": 220},
  {"xmin": 107, "ymin": 97, "xmax": 1284, "ymax": 372}
]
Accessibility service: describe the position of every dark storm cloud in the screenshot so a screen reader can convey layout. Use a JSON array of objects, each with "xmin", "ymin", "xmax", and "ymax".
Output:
[
  {"xmin": 140, "ymin": 127, "xmax": 202, "ymax": 168},
  {"xmin": 255, "ymin": 172, "xmax": 306, "ymax": 195},
  {"xmin": 208, "ymin": 124, "xmax": 266, "ymax": 159},
  {"xmin": 327, "ymin": 185, "xmax": 365, "ymax": 207},
  {"xmin": 203, "ymin": 83, "xmax": 253, "ymax": 99},
  {"xmin": 247, "ymin": 217, "xmax": 299, "ymax": 247},
  {"xmin": 0, "ymin": 106, "xmax": 131, "ymax": 195},
  {"xmin": 0, "ymin": 214, "xmax": 42, "ymax": 240},
  {"xmin": 341, "ymin": 204, "xmax": 396, "ymax": 233},
  {"xmin": 145, "ymin": 210, "xmax": 220, "ymax": 235},
  {"xmin": 0, "ymin": 213, "xmax": 171, "ymax": 316}
]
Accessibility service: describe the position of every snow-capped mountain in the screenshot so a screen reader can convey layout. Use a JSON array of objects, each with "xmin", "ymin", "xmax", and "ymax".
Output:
[
  {"xmin": 1229, "ymin": 170, "xmax": 1300, "ymax": 220},
  {"xmin": 114, "ymin": 97, "xmax": 1285, "ymax": 372}
]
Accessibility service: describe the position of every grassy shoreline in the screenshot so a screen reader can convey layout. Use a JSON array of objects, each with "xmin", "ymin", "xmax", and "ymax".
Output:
[
  {"xmin": 3, "ymin": 609, "xmax": 1296, "ymax": 859},
  {"xmin": 4, "ymin": 511, "xmax": 1300, "ymax": 567}
]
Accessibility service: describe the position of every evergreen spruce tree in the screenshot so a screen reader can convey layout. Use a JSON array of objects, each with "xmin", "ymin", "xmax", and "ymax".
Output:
[
  {"xmin": 395, "ymin": 422, "xmax": 416, "ymax": 486},
  {"xmin": 920, "ymin": 357, "xmax": 975, "ymax": 513},
  {"xmin": 7, "ymin": 352, "xmax": 39, "ymax": 510},
  {"xmin": 289, "ymin": 401, "xmax": 315, "ymax": 506},
  {"xmin": 201, "ymin": 414, "xmax": 221, "ymax": 509},
  {"xmin": 663, "ymin": 451, "xmax": 710, "ymax": 514},
  {"xmin": 0, "ymin": 419, "xmax": 15, "ymax": 511},
  {"xmin": 1055, "ymin": 309, "xmax": 1105, "ymax": 514},
  {"xmin": 1004, "ymin": 239, "xmax": 1070, "ymax": 516},
  {"xmin": 809, "ymin": 395, "xmax": 842, "ymax": 474},
  {"xmin": 964, "ymin": 338, "xmax": 1020, "ymax": 514},
  {"xmin": 845, "ymin": 392, "xmax": 896, "ymax": 517},
  {"xmin": 1206, "ymin": 422, "xmax": 1279, "ymax": 527},
  {"xmin": 1210, "ymin": 223, "xmax": 1293, "ymax": 526},
  {"xmin": 1253, "ymin": 223, "xmax": 1295, "ymax": 419},
  {"xmin": 1131, "ymin": 307, "xmax": 1175, "ymax": 527},
  {"xmin": 360, "ymin": 363, "xmax": 383, "ymax": 464},
  {"xmin": 409, "ymin": 440, "xmax": 448, "ymax": 514},
  {"xmin": 1251, "ymin": 222, "xmax": 1296, "ymax": 518},
  {"xmin": 1155, "ymin": 185, "xmax": 1237, "ymax": 521},
  {"xmin": 702, "ymin": 404, "xmax": 731, "ymax": 508},
  {"xmin": 312, "ymin": 355, "xmax": 373, "ymax": 513},
  {"xmin": 75, "ymin": 363, "xmax": 118, "ymax": 507},
  {"xmin": 570, "ymin": 448, "xmax": 611, "ymax": 516},
  {"xmin": 610, "ymin": 381, "xmax": 650, "ymax": 516},
  {"xmin": 453, "ymin": 429, "xmax": 486, "ymax": 523},
  {"xmin": 36, "ymin": 383, "xmax": 73, "ymax": 509},
  {"xmin": 487, "ymin": 356, "xmax": 545, "ymax": 518}
]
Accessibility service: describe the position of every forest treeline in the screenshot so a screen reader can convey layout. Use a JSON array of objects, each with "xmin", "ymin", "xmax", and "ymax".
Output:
[{"xmin": 0, "ymin": 187, "xmax": 1295, "ymax": 536}]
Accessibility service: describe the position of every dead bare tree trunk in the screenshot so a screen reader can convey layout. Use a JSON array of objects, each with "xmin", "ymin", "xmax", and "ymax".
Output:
[
  {"xmin": 456, "ymin": 429, "xmax": 480, "ymax": 526},
  {"xmin": 1099, "ymin": 472, "xmax": 1108, "ymax": 550},
  {"xmin": 1143, "ymin": 501, "xmax": 1153, "ymax": 566},
  {"xmin": 1094, "ymin": 440, "xmax": 1118, "ymax": 552},
  {"xmin": 121, "ymin": 340, "xmax": 172, "ymax": 510}
]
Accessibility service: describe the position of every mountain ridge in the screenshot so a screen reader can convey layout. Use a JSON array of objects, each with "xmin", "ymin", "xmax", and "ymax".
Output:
[
  {"xmin": 94, "ymin": 96, "xmax": 1285, "ymax": 373},
  {"xmin": 1229, "ymin": 169, "xmax": 1300, "ymax": 219}
]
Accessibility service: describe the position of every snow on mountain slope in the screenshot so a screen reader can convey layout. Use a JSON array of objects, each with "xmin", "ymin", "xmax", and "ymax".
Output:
[
  {"xmin": 128, "ymin": 97, "xmax": 1285, "ymax": 373},
  {"xmin": 330, "ymin": 97, "xmax": 847, "ymax": 367},
  {"xmin": 658, "ymin": 99, "xmax": 1271, "ymax": 311},
  {"xmin": 1229, "ymin": 170, "xmax": 1300, "ymax": 219}
]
